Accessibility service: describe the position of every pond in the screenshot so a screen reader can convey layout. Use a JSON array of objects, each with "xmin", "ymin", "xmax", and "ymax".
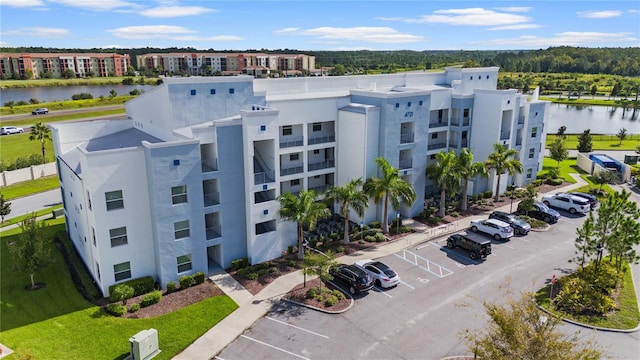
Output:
[
  {"xmin": 0, "ymin": 84, "xmax": 157, "ymax": 104},
  {"xmin": 547, "ymin": 103, "xmax": 639, "ymax": 134}
]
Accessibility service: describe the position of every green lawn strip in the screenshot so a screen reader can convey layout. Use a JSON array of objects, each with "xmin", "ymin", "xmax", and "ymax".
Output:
[
  {"xmin": 0, "ymin": 220, "xmax": 239, "ymax": 359},
  {"xmin": 540, "ymin": 157, "xmax": 583, "ymax": 183},
  {"xmin": 0, "ymin": 175, "xmax": 60, "ymax": 200},
  {"xmin": 1, "ymin": 108, "xmax": 126, "ymax": 128},
  {"xmin": 1, "ymin": 96, "xmax": 131, "ymax": 116},
  {"xmin": 0, "ymin": 132, "xmax": 55, "ymax": 164},
  {"xmin": 571, "ymin": 175, "xmax": 616, "ymax": 197},
  {"xmin": 545, "ymin": 134, "xmax": 640, "ymax": 151},
  {"xmin": 1, "ymin": 77, "xmax": 160, "ymax": 89},
  {"xmin": 538, "ymin": 97, "xmax": 634, "ymax": 107},
  {"xmin": 535, "ymin": 262, "xmax": 640, "ymax": 330},
  {"xmin": 0, "ymin": 204, "xmax": 62, "ymax": 228}
]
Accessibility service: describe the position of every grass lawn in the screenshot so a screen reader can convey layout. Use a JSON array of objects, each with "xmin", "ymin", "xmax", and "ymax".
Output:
[
  {"xmin": 1, "ymin": 96, "xmax": 132, "ymax": 116},
  {"xmin": 1, "ymin": 77, "xmax": 160, "ymax": 89},
  {"xmin": 535, "ymin": 262, "xmax": 640, "ymax": 330},
  {"xmin": 0, "ymin": 219, "xmax": 239, "ymax": 359},
  {"xmin": 0, "ymin": 132, "xmax": 55, "ymax": 164},
  {"xmin": 545, "ymin": 134, "xmax": 640, "ymax": 151},
  {"xmin": 0, "ymin": 204, "xmax": 62, "ymax": 228},
  {"xmin": 539, "ymin": 157, "xmax": 585, "ymax": 183},
  {"xmin": 0, "ymin": 175, "xmax": 60, "ymax": 200},
  {"xmin": 1, "ymin": 108, "xmax": 126, "ymax": 128}
]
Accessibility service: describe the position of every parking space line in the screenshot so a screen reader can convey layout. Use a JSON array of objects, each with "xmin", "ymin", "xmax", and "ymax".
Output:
[
  {"xmin": 517, "ymin": 237, "xmax": 531, "ymax": 243},
  {"xmin": 266, "ymin": 317, "xmax": 329, "ymax": 339},
  {"xmin": 373, "ymin": 287, "xmax": 393, "ymax": 298},
  {"xmin": 395, "ymin": 250, "xmax": 454, "ymax": 278},
  {"xmin": 399, "ymin": 279, "xmax": 415, "ymax": 289},
  {"xmin": 240, "ymin": 335, "xmax": 310, "ymax": 360},
  {"xmin": 503, "ymin": 244, "xmax": 515, "ymax": 249}
]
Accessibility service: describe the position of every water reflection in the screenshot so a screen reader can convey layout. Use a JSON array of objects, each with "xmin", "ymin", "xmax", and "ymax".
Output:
[{"xmin": 548, "ymin": 103, "xmax": 640, "ymax": 134}]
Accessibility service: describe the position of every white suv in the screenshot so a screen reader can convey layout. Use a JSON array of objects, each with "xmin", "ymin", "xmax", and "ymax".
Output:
[
  {"xmin": 469, "ymin": 218, "xmax": 514, "ymax": 240},
  {"xmin": 542, "ymin": 193, "xmax": 591, "ymax": 214}
]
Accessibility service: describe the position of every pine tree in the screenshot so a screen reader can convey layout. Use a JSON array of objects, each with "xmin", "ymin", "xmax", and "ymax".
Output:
[{"xmin": 577, "ymin": 129, "xmax": 593, "ymax": 153}]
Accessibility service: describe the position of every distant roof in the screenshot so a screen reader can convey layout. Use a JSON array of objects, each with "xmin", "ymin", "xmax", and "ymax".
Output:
[{"xmin": 84, "ymin": 128, "xmax": 162, "ymax": 152}]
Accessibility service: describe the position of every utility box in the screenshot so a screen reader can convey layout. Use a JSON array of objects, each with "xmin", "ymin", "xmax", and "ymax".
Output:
[{"xmin": 129, "ymin": 328, "xmax": 160, "ymax": 360}]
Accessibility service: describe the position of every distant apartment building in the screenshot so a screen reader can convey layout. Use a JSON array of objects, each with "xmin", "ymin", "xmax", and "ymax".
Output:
[
  {"xmin": 0, "ymin": 52, "xmax": 130, "ymax": 79},
  {"xmin": 136, "ymin": 52, "xmax": 315, "ymax": 77},
  {"xmin": 51, "ymin": 67, "xmax": 548, "ymax": 296}
]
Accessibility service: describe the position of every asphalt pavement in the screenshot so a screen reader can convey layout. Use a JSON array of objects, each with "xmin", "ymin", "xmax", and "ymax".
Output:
[{"xmin": 3, "ymin": 189, "xmax": 62, "ymax": 221}]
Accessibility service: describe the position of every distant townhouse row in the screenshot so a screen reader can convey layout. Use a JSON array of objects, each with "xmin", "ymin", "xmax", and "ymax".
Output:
[
  {"xmin": 51, "ymin": 67, "xmax": 549, "ymax": 296},
  {"xmin": 136, "ymin": 52, "xmax": 315, "ymax": 77},
  {"xmin": 0, "ymin": 52, "xmax": 131, "ymax": 79}
]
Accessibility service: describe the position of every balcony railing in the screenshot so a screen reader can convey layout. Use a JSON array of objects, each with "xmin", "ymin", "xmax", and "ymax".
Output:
[
  {"xmin": 279, "ymin": 136, "xmax": 304, "ymax": 148},
  {"xmin": 201, "ymin": 158, "xmax": 218, "ymax": 172},
  {"xmin": 463, "ymin": 117, "xmax": 470, "ymax": 126},
  {"xmin": 206, "ymin": 224, "xmax": 222, "ymax": 240},
  {"xmin": 280, "ymin": 165, "xmax": 304, "ymax": 176},
  {"xmin": 399, "ymin": 159, "xmax": 413, "ymax": 170},
  {"xmin": 308, "ymin": 134, "xmax": 335, "ymax": 145},
  {"xmin": 500, "ymin": 131, "xmax": 511, "ymax": 140},
  {"xmin": 429, "ymin": 122, "xmax": 448, "ymax": 128},
  {"xmin": 400, "ymin": 133, "xmax": 415, "ymax": 144},
  {"xmin": 461, "ymin": 140, "xmax": 468, "ymax": 148},
  {"xmin": 308, "ymin": 184, "xmax": 332, "ymax": 194},
  {"xmin": 254, "ymin": 171, "xmax": 275, "ymax": 185},
  {"xmin": 308, "ymin": 159, "xmax": 335, "ymax": 171},
  {"xmin": 515, "ymin": 138, "xmax": 522, "ymax": 146},
  {"xmin": 427, "ymin": 142, "xmax": 447, "ymax": 150},
  {"xmin": 203, "ymin": 192, "xmax": 220, "ymax": 207},
  {"xmin": 450, "ymin": 120, "xmax": 460, "ymax": 126},
  {"xmin": 518, "ymin": 117, "xmax": 525, "ymax": 125}
]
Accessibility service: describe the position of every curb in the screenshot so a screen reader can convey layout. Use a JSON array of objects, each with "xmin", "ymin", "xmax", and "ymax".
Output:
[
  {"xmin": 536, "ymin": 303, "xmax": 640, "ymax": 334},
  {"xmin": 281, "ymin": 281, "xmax": 354, "ymax": 314}
]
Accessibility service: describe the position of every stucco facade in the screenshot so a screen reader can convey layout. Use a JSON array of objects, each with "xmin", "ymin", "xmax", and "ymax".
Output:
[{"xmin": 52, "ymin": 67, "xmax": 549, "ymax": 296}]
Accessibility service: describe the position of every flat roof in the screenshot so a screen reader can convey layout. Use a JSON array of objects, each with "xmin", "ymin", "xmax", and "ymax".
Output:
[{"xmin": 84, "ymin": 128, "xmax": 163, "ymax": 152}]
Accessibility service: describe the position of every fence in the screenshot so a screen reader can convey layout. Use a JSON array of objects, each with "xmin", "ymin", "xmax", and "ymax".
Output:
[{"xmin": 1, "ymin": 162, "xmax": 57, "ymax": 187}]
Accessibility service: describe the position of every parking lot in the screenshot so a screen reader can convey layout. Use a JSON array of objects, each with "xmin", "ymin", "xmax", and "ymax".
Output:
[{"xmin": 216, "ymin": 209, "xmax": 640, "ymax": 360}]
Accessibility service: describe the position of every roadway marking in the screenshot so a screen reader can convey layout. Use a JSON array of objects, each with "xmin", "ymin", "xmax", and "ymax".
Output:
[
  {"xmin": 373, "ymin": 286, "xmax": 393, "ymax": 298},
  {"xmin": 517, "ymin": 237, "xmax": 531, "ymax": 243},
  {"xmin": 394, "ymin": 250, "xmax": 454, "ymax": 278},
  {"xmin": 266, "ymin": 317, "xmax": 329, "ymax": 339},
  {"xmin": 399, "ymin": 280, "xmax": 415, "ymax": 289},
  {"xmin": 503, "ymin": 244, "xmax": 515, "ymax": 249},
  {"xmin": 240, "ymin": 335, "xmax": 310, "ymax": 360},
  {"xmin": 416, "ymin": 277, "xmax": 430, "ymax": 284}
]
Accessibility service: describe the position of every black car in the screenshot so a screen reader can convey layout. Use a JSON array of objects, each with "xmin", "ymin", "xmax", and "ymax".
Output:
[
  {"xmin": 489, "ymin": 211, "xmax": 532, "ymax": 235},
  {"xmin": 569, "ymin": 191, "xmax": 598, "ymax": 210},
  {"xmin": 446, "ymin": 233, "xmax": 492, "ymax": 260},
  {"xmin": 330, "ymin": 264, "xmax": 374, "ymax": 295},
  {"xmin": 516, "ymin": 201, "xmax": 561, "ymax": 224}
]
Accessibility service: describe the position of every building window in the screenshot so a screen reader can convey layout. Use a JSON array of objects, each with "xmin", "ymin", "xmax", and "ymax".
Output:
[
  {"xmin": 312, "ymin": 123, "xmax": 321, "ymax": 132},
  {"xmin": 87, "ymin": 191, "xmax": 92, "ymax": 211},
  {"xmin": 430, "ymin": 154, "xmax": 436, "ymax": 160},
  {"xmin": 110, "ymin": 227, "xmax": 128, "ymax": 247},
  {"xmin": 407, "ymin": 102, "xmax": 412, "ymax": 107},
  {"xmin": 526, "ymin": 168, "xmax": 533, "ymax": 179},
  {"xmin": 282, "ymin": 125, "xmax": 292, "ymax": 136},
  {"xmin": 313, "ymin": 149, "xmax": 320, "ymax": 154},
  {"xmin": 469, "ymin": 76, "xmax": 473, "ymax": 80},
  {"xmin": 438, "ymin": 109, "xmax": 443, "ymax": 121},
  {"xmin": 105, "ymin": 190, "xmax": 124, "ymax": 210},
  {"xmin": 92, "ymin": 227, "xmax": 96, "ymax": 246},
  {"xmin": 114, "ymin": 261, "xmax": 131, "ymax": 281},
  {"xmin": 486, "ymin": 75, "xmax": 490, "ymax": 79},
  {"xmin": 507, "ymin": 100, "xmax": 511, "ymax": 104},
  {"xmin": 528, "ymin": 148, "xmax": 535, "ymax": 159},
  {"xmin": 210, "ymin": 89, "xmax": 216, "ymax": 95},
  {"xmin": 431, "ymin": 133, "xmax": 437, "ymax": 139},
  {"xmin": 463, "ymin": 109, "xmax": 469, "ymax": 118},
  {"xmin": 290, "ymin": 179, "xmax": 300, "ymax": 186},
  {"xmin": 177, "ymin": 254, "xmax": 192, "ymax": 273},
  {"xmin": 290, "ymin": 153, "xmax": 299, "ymax": 161},
  {"xmin": 229, "ymin": 88, "xmax": 234, "ymax": 94},
  {"xmin": 96, "ymin": 262, "xmax": 101, "ymax": 281},
  {"xmin": 171, "ymin": 185, "xmax": 188, "ymax": 204},
  {"xmin": 174, "ymin": 220, "xmax": 190, "ymax": 239},
  {"xmin": 395, "ymin": 103, "xmax": 399, "ymax": 109},
  {"xmin": 531, "ymin": 127, "xmax": 538, "ymax": 138},
  {"xmin": 260, "ymin": 125, "xmax": 266, "ymax": 131},
  {"xmin": 419, "ymin": 100, "xmax": 423, "ymax": 106},
  {"xmin": 190, "ymin": 89, "xmax": 196, "ymax": 96}
]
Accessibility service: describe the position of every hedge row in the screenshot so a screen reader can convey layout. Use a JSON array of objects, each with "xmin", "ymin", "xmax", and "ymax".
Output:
[{"xmin": 108, "ymin": 276, "xmax": 155, "ymax": 299}]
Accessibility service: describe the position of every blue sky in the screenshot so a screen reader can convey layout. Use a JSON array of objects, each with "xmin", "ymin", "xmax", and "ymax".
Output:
[{"xmin": 1, "ymin": 0, "xmax": 638, "ymax": 51}]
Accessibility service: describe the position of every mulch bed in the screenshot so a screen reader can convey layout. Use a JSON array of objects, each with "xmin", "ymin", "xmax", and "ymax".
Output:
[{"xmin": 284, "ymin": 278, "xmax": 351, "ymax": 312}]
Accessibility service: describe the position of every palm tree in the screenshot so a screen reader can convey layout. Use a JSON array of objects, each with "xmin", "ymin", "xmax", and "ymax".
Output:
[
  {"xmin": 425, "ymin": 150, "xmax": 459, "ymax": 218},
  {"xmin": 278, "ymin": 190, "xmax": 331, "ymax": 260},
  {"xmin": 324, "ymin": 178, "xmax": 369, "ymax": 244},
  {"xmin": 485, "ymin": 143, "xmax": 523, "ymax": 202},
  {"xmin": 364, "ymin": 157, "xmax": 416, "ymax": 234},
  {"xmin": 29, "ymin": 122, "xmax": 51, "ymax": 164},
  {"xmin": 456, "ymin": 148, "xmax": 489, "ymax": 212}
]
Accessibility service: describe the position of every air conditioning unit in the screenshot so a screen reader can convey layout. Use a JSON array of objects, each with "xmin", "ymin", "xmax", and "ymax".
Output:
[{"xmin": 129, "ymin": 329, "xmax": 160, "ymax": 360}]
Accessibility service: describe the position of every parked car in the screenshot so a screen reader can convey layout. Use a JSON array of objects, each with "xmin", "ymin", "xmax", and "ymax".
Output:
[
  {"xmin": 32, "ymin": 108, "xmax": 49, "ymax": 115},
  {"xmin": 516, "ymin": 201, "xmax": 561, "ymax": 224},
  {"xmin": 0, "ymin": 126, "xmax": 24, "ymax": 135},
  {"xmin": 542, "ymin": 193, "xmax": 591, "ymax": 214},
  {"xmin": 354, "ymin": 259, "xmax": 400, "ymax": 288},
  {"xmin": 568, "ymin": 191, "xmax": 598, "ymax": 210},
  {"xmin": 446, "ymin": 233, "xmax": 492, "ymax": 260},
  {"xmin": 469, "ymin": 218, "xmax": 514, "ymax": 240},
  {"xmin": 330, "ymin": 264, "xmax": 374, "ymax": 295},
  {"xmin": 488, "ymin": 211, "xmax": 531, "ymax": 236}
]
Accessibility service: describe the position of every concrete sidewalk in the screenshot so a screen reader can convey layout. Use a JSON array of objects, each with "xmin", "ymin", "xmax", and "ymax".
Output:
[{"xmin": 175, "ymin": 176, "xmax": 590, "ymax": 360}]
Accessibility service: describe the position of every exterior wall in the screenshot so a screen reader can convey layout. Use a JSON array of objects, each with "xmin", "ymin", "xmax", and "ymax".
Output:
[
  {"xmin": 0, "ymin": 53, "xmax": 130, "ymax": 79},
  {"xmin": 1, "ymin": 163, "xmax": 57, "ymax": 186}
]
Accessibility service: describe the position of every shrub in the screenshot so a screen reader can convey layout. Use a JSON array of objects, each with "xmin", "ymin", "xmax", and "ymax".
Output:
[
  {"xmin": 122, "ymin": 77, "xmax": 134, "ymax": 85},
  {"xmin": 108, "ymin": 276, "xmax": 155, "ymax": 298},
  {"xmin": 166, "ymin": 281, "xmax": 177, "ymax": 294},
  {"xmin": 129, "ymin": 303, "xmax": 140, "ymax": 313},
  {"xmin": 107, "ymin": 303, "xmax": 127, "ymax": 316},
  {"xmin": 332, "ymin": 289, "xmax": 346, "ymax": 299},
  {"xmin": 141, "ymin": 290, "xmax": 162, "ymax": 307},
  {"xmin": 374, "ymin": 233, "xmax": 387, "ymax": 242},
  {"xmin": 306, "ymin": 287, "xmax": 322, "ymax": 299},
  {"xmin": 532, "ymin": 179, "xmax": 544, "ymax": 187},
  {"xmin": 336, "ymin": 246, "xmax": 345, "ymax": 253},
  {"xmin": 246, "ymin": 272, "xmax": 258, "ymax": 280},
  {"xmin": 364, "ymin": 235, "xmax": 376, "ymax": 243},
  {"xmin": 545, "ymin": 178, "xmax": 564, "ymax": 185},
  {"xmin": 287, "ymin": 260, "xmax": 297, "ymax": 268},
  {"xmin": 426, "ymin": 216, "xmax": 442, "ymax": 225},
  {"xmin": 179, "ymin": 275, "xmax": 196, "ymax": 289},
  {"xmin": 110, "ymin": 284, "xmax": 134, "ymax": 305},
  {"xmin": 71, "ymin": 92, "xmax": 93, "ymax": 100},
  {"xmin": 231, "ymin": 258, "xmax": 249, "ymax": 270},
  {"xmin": 369, "ymin": 221, "xmax": 382, "ymax": 228},
  {"xmin": 449, "ymin": 211, "xmax": 460, "ymax": 218},
  {"xmin": 483, "ymin": 190, "xmax": 493, "ymax": 199},
  {"xmin": 193, "ymin": 272, "xmax": 206, "ymax": 285},
  {"xmin": 287, "ymin": 245, "xmax": 295, "ymax": 254},
  {"xmin": 325, "ymin": 296, "xmax": 339, "ymax": 307}
]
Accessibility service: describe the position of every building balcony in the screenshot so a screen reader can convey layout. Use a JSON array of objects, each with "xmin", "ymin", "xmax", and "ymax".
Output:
[
  {"xmin": 399, "ymin": 159, "xmax": 413, "ymax": 170},
  {"xmin": 280, "ymin": 165, "xmax": 304, "ymax": 176},
  {"xmin": 450, "ymin": 120, "xmax": 460, "ymax": 126},
  {"xmin": 308, "ymin": 159, "xmax": 335, "ymax": 172},
  {"xmin": 308, "ymin": 184, "xmax": 331, "ymax": 194},
  {"xmin": 400, "ymin": 133, "xmax": 415, "ymax": 144},
  {"xmin": 254, "ymin": 171, "xmax": 275, "ymax": 185},
  {"xmin": 518, "ymin": 117, "xmax": 525, "ymax": 125},
  {"xmin": 463, "ymin": 118, "xmax": 470, "ymax": 126},
  {"xmin": 429, "ymin": 122, "xmax": 448, "ymax": 128},
  {"xmin": 206, "ymin": 224, "xmax": 222, "ymax": 240},
  {"xmin": 201, "ymin": 159, "xmax": 218, "ymax": 173},
  {"xmin": 308, "ymin": 134, "xmax": 335, "ymax": 145},
  {"xmin": 500, "ymin": 131, "xmax": 511, "ymax": 140},
  {"xmin": 279, "ymin": 136, "xmax": 304, "ymax": 149},
  {"xmin": 204, "ymin": 192, "xmax": 220, "ymax": 207},
  {"xmin": 516, "ymin": 138, "xmax": 523, "ymax": 146},
  {"xmin": 461, "ymin": 140, "xmax": 468, "ymax": 148},
  {"xmin": 427, "ymin": 142, "xmax": 447, "ymax": 150}
]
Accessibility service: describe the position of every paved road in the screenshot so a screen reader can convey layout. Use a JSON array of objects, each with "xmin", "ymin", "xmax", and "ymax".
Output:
[
  {"xmin": 0, "ymin": 105, "xmax": 124, "ymax": 123},
  {"xmin": 4, "ymin": 189, "xmax": 62, "ymax": 220}
]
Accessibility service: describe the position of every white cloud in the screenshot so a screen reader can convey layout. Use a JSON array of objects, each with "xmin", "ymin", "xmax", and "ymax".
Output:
[
  {"xmin": 273, "ymin": 28, "xmax": 300, "ymax": 34},
  {"xmin": 629, "ymin": 9, "xmax": 639, "ymax": 14},
  {"xmin": 408, "ymin": 8, "xmax": 533, "ymax": 26},
  {"xmin": 1, "ymin": 27, "xmax": 70, "ymax": 38},
  {"xmin": 494, "ymin": 7, "xmax": 532, "ymax": 13},
  {"xmin": 374, "ymin": 17, "xmax": 405, "ymax": 21},
  {"xmin": 474, "ymin": 32, "xmax": 637, "ymax": 48},
  {"xmin": 577, "ymin": 10, "xmax": 622, "ymax": 18},
  {"xmin": 47, "ymin": 0, "xmax": 140, "ymax": 11},
  {"xmin": 107, "ymin": 25, "xmax": 241, "ymax": 42},
  {"xmin": 170, "ymin": 35, "xmax": 242, "ymax": 41},
  {"xmin": 0, "ymin": 41, "xmax": 14, "ymax": 47},
  {"xmin": 140, "ymin": 5, "xmax": 215, "ymax": 18},
  {"xmin": 488, "ymin": 24, "xmax": 542, "ymax": 31},
  {"xmin": 0, "ymin": 0, "xmax": 45, "ymax": 7},
  {"xmin": 275, "ymin": 26, "xmax": 424, "ymax": 44}
]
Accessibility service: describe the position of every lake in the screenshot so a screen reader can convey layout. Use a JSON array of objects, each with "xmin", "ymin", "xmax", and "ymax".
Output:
[{"xmin": 0, "ymin": 84, "xmax": 157, "ymax": 104}]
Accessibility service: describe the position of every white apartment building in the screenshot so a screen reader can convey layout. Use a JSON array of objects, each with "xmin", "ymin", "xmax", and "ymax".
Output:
[{"xmin": 51, "ymin": 67, "xmax": 548, "ymax": 296}]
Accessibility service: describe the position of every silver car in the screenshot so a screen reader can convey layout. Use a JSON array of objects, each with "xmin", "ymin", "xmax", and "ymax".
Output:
[
  {"xmin": 0, "ymin": 126, "xmax": 24, "ymax": 135},
  {"xmin": 354, "ymin": 259, "xmax": 400, "ymax": 288}
]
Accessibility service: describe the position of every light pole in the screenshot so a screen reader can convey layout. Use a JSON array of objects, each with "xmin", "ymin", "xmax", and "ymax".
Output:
[
  {"xmin": 396, "ymin": 212, "xmax": 400, "ymax": 234},
  {"xmin": 360, "ymin": 221, "xmax": 364, "ymax": 242},
  {"xmin": 509, "ymin": 182, "xmax": 516, "ymax": 213}
]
